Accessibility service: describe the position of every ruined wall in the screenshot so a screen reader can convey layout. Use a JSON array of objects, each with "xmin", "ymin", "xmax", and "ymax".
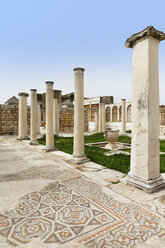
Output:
[
  {"xmin": 160, "ymin": 106, "xmax": 165, "ymax": 126},
  {"xmin": 0, "ymin": 104, "xmax": 30, "ymax": 135},
  {"xmin": 59, "ymin": 108, "xmax": 88, "ymax": 133}
]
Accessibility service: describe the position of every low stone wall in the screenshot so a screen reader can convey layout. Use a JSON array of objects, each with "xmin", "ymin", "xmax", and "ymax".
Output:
[
  {"xmin": 59, "ymin": 108, "xmax": 88, "ymax": 133},
  {"xmin": 0, "ymin": 104, "xmax": 30, "ymax": 135}
]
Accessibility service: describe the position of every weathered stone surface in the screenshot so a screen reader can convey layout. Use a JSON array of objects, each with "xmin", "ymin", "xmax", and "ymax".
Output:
[
  {"xmin": 0, "ymin": 104, "xmax": 30, "ymax": 135},
  {"xmin": 125, "ymin": 26, "xmax": 165, "ymax": 48}
]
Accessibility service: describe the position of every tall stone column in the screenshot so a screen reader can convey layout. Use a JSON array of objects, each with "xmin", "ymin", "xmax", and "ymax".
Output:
[
  {"xmin": 45, "ymin": 81, "xmax": 55, "ymax": 151},
  {"xmin": 89, "ymin": 103, "xmax": 92, "ymax": 121},
  {"xmin": 37, "ymin": 104, "xmax": 41, "ymax": 134},
  {"xmin": 99, "ymin": 103, "xmax": 102, "ymax": 132},
  {"xmin": 30, "ymin": 89, "xmax": 38, "ymax": 145},
  {"xmin": 110, "ymin": 107, "xmax": 113, "ymax": 122},
  {"xmin": 53, "ymin": 97, "xmax": 59, "ymax": 135},
  {"xmin": 125, "ymin": 26, "xmax": 165, "ymax": 192},
  {"xmin": 17, "ymin": 92, "xmax": 29, "ymax": 140},
  {"xmin": 70, "ymin": 68, "xmax": 89, "ymax": 164},
  {"xmin": 95, "ymin": 110, "xmax": 99, "ymax": 131},
  {"xmin": 121, "ymin": 99, "xmax": 126, "ymax": 135},
  {"xmin": 117, "ymin": 107, "xmax": 120, "ymax": 122},
  {"xmin": 101, "ymin": 103, "xmax": 105, "ymax": 132}
]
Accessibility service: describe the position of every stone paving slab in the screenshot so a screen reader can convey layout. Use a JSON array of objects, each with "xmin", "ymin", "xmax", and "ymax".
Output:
[{"xmin": 0, "ymin": 136, "xmax": 165, "ymax": 247}]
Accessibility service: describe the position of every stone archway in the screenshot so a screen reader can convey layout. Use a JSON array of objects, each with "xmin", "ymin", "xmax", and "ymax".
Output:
[
  {"xmin": 106, "ymin": 106, "xmax": 111, "ymax": 122},
  {"xmin": 112, "ymin": 106, "xmax": 117, "ymax": 122},
  {"xmin": 127, "ymin": 105, "xmax": 132, "ymax": 122}
]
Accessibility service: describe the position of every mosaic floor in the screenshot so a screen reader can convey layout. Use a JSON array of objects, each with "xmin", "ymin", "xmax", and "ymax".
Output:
[{"xmin": 0, "ymin": 164, "xmax": 165, "ymax": 247}]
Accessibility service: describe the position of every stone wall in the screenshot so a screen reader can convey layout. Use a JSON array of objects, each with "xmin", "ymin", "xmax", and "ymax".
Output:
[
  {"xmin": 160, "ymin": 106, "xmax": 165, "ymax": 126},
  {"xmin": 59, "ymin": 108, "xmax": 88, "ymax": 133},
  {"xmin": 0, "ymin": 104, "xmax": 30, "ymax": 135}
]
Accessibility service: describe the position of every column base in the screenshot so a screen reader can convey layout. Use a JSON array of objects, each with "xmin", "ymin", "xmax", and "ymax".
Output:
[
  {"xmin": 43, "ymin": 146, "xmax": 57, "ymax": 152},
  {"xmin": 124, "ymin": 174, "xmax": 165, "ymax": 193},
  {"xmin": 17, "ymin": 136, "xmax": 28, "ymax": 141},
  {"xmin": 68, "ymin": 154, "xmax": 90, "ymax": 165},
  {"xmin": 30, "ymin": 141, "xmax": 38, "ymax": 146}
]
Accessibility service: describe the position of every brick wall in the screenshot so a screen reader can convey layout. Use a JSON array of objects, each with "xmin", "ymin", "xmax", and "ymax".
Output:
[
  {"xmin": 0, "ymin": 104, "xmax": 30, "ymax": 135},
  {"xmin": 59, "ymin": 108, "xmax": 88, "ymax": 133},
  {"xmin": 160, "ymin": 106, "xmax": 165, "ymax": 126}
]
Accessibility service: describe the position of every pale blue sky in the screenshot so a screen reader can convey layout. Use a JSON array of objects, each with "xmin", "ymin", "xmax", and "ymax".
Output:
[{"xmin": 0, "ymin": 0, "xmax": 165, "ymax": 104}]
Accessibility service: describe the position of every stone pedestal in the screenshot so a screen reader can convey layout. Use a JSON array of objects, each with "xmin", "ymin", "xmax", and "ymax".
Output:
[
  {"xmin": 37, "ymin": 104, "xmax": 41, "ymax": 134},
  {"xmin": 70, "ymin": 68, "xmax": 89, "ymax": 164},
  {"xmin": 53, "ymin": 97, "xmax": 59, "ymax": 135},
  {"xmin": 121, "ymin": 99, "xmax": 126, "ymax": 135},
  {"xmin": 45, "ymin": 81, "xmax": 56, "ymax": 151},
  {"xmin": 30, "ymin": 89, "xmax": 38, "ymax": 145},
  {"xmin": 17, "ymin": 93, "xmax": 29, "ymax": 140},
  {"xmin": 125, "ymin": 26, "xmax": 165, "ymax": 192}
]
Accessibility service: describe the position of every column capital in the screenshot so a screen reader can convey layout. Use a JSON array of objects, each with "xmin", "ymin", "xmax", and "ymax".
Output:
[
  {"xmin": 121, "ymin": 99, "xmax": 126, "ymax": 101},
  {"xmin": 45, "ymin": 81, "xmax": 54, "ymax": 85},
  {"xmin": 30, "ymin": 89, "xmax": 37, "ymax": 92},
  {"xmin": 18, "ymin": 92, "xmax": 29, "ymax": 97},
  {"xmin": 73, "ymin": 67, "xmax": 85, "ymax": 72},
  {"xmin": 125, "ymin": 26, "xmax": 165, "ymax": 48}
]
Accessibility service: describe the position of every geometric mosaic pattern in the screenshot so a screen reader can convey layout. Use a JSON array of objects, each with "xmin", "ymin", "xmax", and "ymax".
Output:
[{"xmin": 0, "ymin": 165, "xmax": 165, "ymax": 247}]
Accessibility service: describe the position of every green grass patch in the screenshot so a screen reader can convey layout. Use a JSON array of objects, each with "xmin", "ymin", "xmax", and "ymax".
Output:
[
  {"xmin": 84, "ymin": 132, "xmax": 106, "ymax": 144},
  {"xmin": 119, "ymin": 148, "xmax": 131, "ymax": 153},
  {"xmin": 37, "ymin": 133, "xmax": 165, "ymax": 174},
  {"xmin": 84, "ymin": 146, "xmax": 130, "ymax": 174},
  {"xmin": 111, "ymin": 180, "xmax": 120, "ymax": 184},
  {"xmin": 160, "ymin": 155, "xmax": 165, "ymax": 173},
  {"xmin": 160, "ymin": 140, "xmax": 165, "ymax": 152},
  {"xmin": 117, "ymin": 135, "xmax": 131, "ymax": 144}
]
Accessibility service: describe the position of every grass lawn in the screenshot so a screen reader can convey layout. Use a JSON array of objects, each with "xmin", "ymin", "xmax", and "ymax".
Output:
[
  {"xmin": 160, "ymin": 140, "xmax": 165, "ymax": 152},
  {"xmin": 38, "ymin": 133, "xmax": 165, "ymax": 174}
]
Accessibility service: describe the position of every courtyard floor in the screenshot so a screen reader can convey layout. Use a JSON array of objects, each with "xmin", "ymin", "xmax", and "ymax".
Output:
[{"xmin": 0, "ymin": 136, "xmax": 165, "ymax": 248}]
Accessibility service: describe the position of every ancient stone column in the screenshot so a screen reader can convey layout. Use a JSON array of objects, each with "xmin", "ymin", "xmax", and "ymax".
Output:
[
  {"xmin": 37, "ymin": 104, "xmax": 41, "ymax": 134},
  {"xmin": 89, "ymin": 103, "xmax": 92, "ymax": 121},
  {"xmin": 121, "ymin": 99, "xmax": 126, "ymax": 135},
  {"xmin": 95, "ymin": 110, "xmax": 99, "ymax": 131},
  {"xmin": 99, "ymin": 103, "xmax": 102, "ymax": 132},
  {"xmin": 125, "ymin": 26, "xmax": 165, "ymax": 192},
  {"xmin": 45, "ymin": 81, "xmax": 55, "ymax": 151},
  {"xmin": 71, "ymin": 68, "xmax": 89, "ymax": 164},
  {"xmin": 30, "ymin": 89, "xmax": 38, "ymax": 145},
  {"xmin": 101, "ymin": 103, "xmax": 105, "ymax": 132},
  {"xmin": 117, "ymin": 107, "xmax": 120, "ymax": 122},
  {"xmin": 17, "ymin": 92, "xmax": 29, "ymax": 140},
  {"xmin": 110, "ymin": 107, "xmax": 112, "ymax": 122},
  {"xmin": 53, "ymin": 97, "xmax": 59, "ymax": 135}
]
